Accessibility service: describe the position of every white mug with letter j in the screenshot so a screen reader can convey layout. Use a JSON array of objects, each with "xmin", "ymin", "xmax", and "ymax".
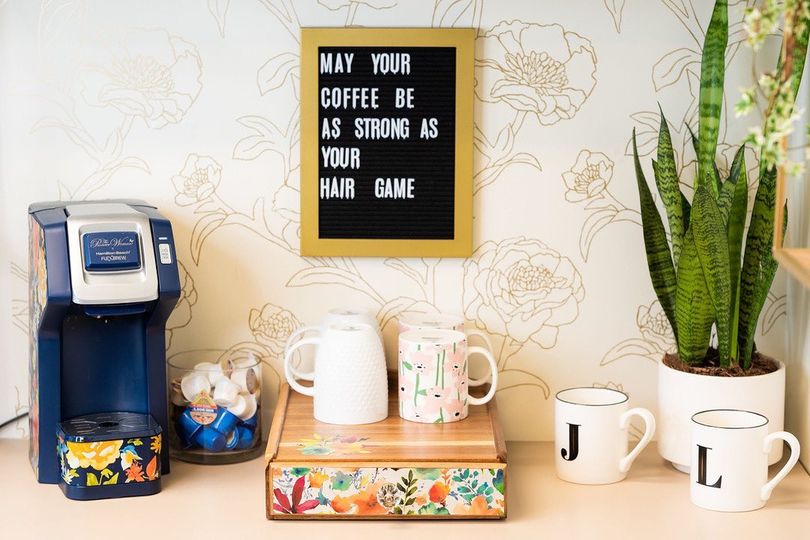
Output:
[
  {"xmin": 555, "ymin": 387, "xmax": 655, "ymax": 485},
  {"xmin": 690, "ymin": 409, "xmax": 800, "ymax": 512}
]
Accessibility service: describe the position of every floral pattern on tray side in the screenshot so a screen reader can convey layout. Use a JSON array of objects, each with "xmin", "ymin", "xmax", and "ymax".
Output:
[
  {"xmin": 58, "ymin": 434, "xmax": 161, "ymax": 487},
  {"xmin": 296, "ymin": 434, "xmax": 371, "ymax": 456},
  {"xmin": 271, "ymin": 466, "xmax": 505, "ymax": 516}
]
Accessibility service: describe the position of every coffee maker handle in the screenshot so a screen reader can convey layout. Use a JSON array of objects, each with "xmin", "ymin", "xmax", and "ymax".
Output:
[
  {"xmin": 761, "ymin": 431, "xmax": 801, "ymax": 501},
  {"xmin": 464, "ymin": 329, "xmax": 493, "ymax": 387},
  {"xmin": 284, "ymin": 336, "xmax": 320, "ymax": 397},
  {"xmin": 285, "ymin": 325, "xmax": 320, "ymax": 381},
  {"xmin": 466, "ymin": 346, "xmax": 499, "ymax": 406}
]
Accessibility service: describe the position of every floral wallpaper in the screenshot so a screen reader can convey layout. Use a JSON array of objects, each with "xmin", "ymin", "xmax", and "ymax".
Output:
[{"xmin": 0, "ymin": 0, "xmax": 787, "ymax": 441}]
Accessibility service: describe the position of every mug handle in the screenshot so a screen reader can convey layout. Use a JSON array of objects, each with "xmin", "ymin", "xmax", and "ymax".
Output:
[
  {"xmin": 284, "ymin": 325, "xmax": 319, "ymax": 381},
  {"xmin": 284, "ymin": 336, "xmax": 320, "ymax": 397},
  {"xmin": 760, "ymin": 431, "xmax": 801, "ymax": 501},
  {"xmin": 618, "ymin": 408, "xmax": 656, "ymax": 473},
  {"xmin": 464, "ymin": 329, "xmax": 493, "ymax": 387},
  {"xmin": 466, "ymin": 346, "xmax": 499, "ymax": 406}
]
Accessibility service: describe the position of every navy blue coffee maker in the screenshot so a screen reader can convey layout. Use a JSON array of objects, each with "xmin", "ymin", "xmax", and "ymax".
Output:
[{"xmin": 28, "ymin": 200, "xmax": 180, "ymax": 500}]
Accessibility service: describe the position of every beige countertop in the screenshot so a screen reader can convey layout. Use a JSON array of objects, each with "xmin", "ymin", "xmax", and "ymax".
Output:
[{"xmin": 1, "ymin": 439, "xmax": 808, "ymax": 538}]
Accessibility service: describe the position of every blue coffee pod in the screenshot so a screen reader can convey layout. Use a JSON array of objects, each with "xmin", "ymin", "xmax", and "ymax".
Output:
[
  {"xmin": 194, "ymin": 426, "xmax": 226, "ymax": 452},
  {"xmin": 235, "ymin": 426, "xmax": 255, "ymax": 450},
  {"xmin": 178, "ymin": 409, "xmax": 203, "ymax": 446},
  {"xmin": 241, "ymin": 414, "xmax": 258, "ymax": 432},
  {"xmin": 211, "ymin": 407, "xmax": 239, "ymax": 435},
  {"xmin": 225, "ymin": 428, "xmax": 241, "ymax": 451}
]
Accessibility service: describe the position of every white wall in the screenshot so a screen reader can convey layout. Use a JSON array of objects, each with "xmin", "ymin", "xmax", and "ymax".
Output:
[{"xmin": 0, "ymin": 0, "xmax": 788, "ymax": 442}]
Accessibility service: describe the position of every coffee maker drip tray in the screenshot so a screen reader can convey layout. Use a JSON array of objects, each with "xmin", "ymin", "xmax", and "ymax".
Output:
[{"xmin": 57, "ymin": 412, "xmax": 162, "ymax": 500}]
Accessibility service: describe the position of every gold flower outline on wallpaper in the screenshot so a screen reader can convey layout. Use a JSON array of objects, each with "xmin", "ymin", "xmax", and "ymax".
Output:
[
  {"xmin": 463, "ymin": 236, "xmax": 585, "ymax": 390},
  {"xmin": 81, "ymin": 28, "xmax": 203, "ymax": 129},
  {"xmin": 475, "ymin": 20, "xmax": 597, "ymax": 126},
  {"xmin": 561, "ymin": 149, "xmax": 641, "ymax": 261},
  {"xmin": 172, "ymin": 154, "xmax": 222, "ymax": 207},
  {"xmin": 249, "ymin": 303, "xmax": 302, "ymax": 357},
  {"xmin": 600, "ymin": 299, "xmax": 677, "ymax": 366},
  {"xmin": 166, "ymin": 261, "xmax": 197, "ymax": 350},
  {"xmin": 472, "ymin": 18, "xmax": 596, "ymax": 193}
]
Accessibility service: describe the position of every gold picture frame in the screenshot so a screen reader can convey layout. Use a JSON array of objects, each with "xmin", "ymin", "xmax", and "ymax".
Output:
[{"xmin": 299, "ymin": 27, "xmax": 474, "ymax": 257}]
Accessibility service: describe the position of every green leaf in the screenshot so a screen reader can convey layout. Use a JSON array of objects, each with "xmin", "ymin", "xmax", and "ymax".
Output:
[
  {"xmin": 676, "ymin": 228, "xmax": 715, "ymax": 364},
  {"xmin": 692, "ymin": 185, "xmax": 732, "ymax": 365},
  {"xmin": 717, "ymin": 145, "xmax": 745, "ymax": 223},
  {"xmin": 86, "ymin": 473, "xmax": 99, "ymax": 486},
  {"xmin": 738, "ymin": 17, "xmax": 809, "ymax": 369},
  {"xmin": 727, "ymin": 153, "xmax": 748, "ymax": 363},
  {"xmin": 697, "ymin": 0, "xmax": 728, "ymax": 197},
  {"xmin": 651, "ymin": 106, "xmax": 685, "ymax": 266},
  {"xmin": 633, "ymin": 129, "xmax": 679, "ymax": 339},
  {"xmin": 102, "ymin": 473, "xmax": 120, "ymax": 485},
  {"xmin": 402, "ymin": 361, "xmax": 413, "ymax": 370}
]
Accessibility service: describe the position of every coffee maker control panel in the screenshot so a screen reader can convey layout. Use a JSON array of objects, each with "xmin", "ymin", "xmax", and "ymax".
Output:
[
  {"xmin": 66, "ymin": 203, "xmax": 160, "ymax": 305},
  {"xmin": 82, "ymin": 231, "xmax": 142, "ymax": 271}
]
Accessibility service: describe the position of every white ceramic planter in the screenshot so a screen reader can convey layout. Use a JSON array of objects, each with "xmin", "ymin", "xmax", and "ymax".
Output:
[{"xmin": 657, "ymin": 358, "xmax": 785, "ymax": 472}]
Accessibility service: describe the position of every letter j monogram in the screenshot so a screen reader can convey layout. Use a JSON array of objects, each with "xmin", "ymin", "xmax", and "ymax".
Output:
[{"xmin": 561, "ymin": 423, "xmax": 580, "ymax": 461}]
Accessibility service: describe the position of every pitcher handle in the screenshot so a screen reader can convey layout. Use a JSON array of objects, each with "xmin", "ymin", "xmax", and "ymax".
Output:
[
  {"xmin": 284, "ymin": 336, "xmax": 319, "ymax": 397},
  {"xmin": 285, "ymin": 325, "xmax": 319, "ymax": 381}
]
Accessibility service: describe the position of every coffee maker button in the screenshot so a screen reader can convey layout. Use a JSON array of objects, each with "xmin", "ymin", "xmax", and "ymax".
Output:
[{"xmin": 158, "ymin": 243, "xmax": 172, "ymax": 264}]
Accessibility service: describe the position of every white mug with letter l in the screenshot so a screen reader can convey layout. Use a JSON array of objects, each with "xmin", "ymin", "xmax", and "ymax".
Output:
[
  {"xmin": 690, "ymin": 409, "xmax": 800, "ymax": 512},
  {"xmin": 555, "ymin": 387, "xmax": 655, "ymax": 485}
]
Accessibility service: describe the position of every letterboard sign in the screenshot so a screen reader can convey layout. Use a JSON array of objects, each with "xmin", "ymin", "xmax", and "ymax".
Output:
[{"xmin": 300, "ymin": 28, "xmax": 473, "ymax": 257}]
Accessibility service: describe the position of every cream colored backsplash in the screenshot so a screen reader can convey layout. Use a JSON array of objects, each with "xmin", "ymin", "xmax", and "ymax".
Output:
[{"xmin": 0, "ymin": 0, "xmax": 788, "ymax": 441}]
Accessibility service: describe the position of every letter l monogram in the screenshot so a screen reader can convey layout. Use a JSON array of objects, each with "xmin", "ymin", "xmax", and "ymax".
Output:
[{"xmin": 696, "ymin": 445, "xmax": 722, "ymax": 488}]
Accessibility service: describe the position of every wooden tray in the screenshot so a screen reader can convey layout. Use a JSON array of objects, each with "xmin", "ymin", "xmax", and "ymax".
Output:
[{"xmin": 265, "ymin": 379, "xmax": 507, "ymax": 519}]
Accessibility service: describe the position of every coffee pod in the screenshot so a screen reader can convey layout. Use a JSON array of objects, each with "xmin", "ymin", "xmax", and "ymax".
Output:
[
  {"xmin": 212, "ymin": 378, "xmax": 240, "ymax": 407},
  {"xmin": 180, "ymin": 372, "xmax": 210, "ymax": 402},
  {"xmin": 241, "ymin": 414, "xmax": 258, "ymax": 432},
  {"xmin": 228, "ymin": 392, "xmax": 258, "ymax": 421},
  {"xmin": 194, "ymin": 362, "xmax": 228, "ymax": 386},
  {"xmin": 235, "ymin": 426, "xmax": 255, "ymax": 450},
  {"xmin": 231, "ymin": 365, "xmax": 259, "ymax": 394},
  {"xmin": 194, "ymin": 426, "xmax": 226, "ymax": 452},
  {"xmin": 225, "ymin": 428, "xmax": 241, "ymax": 451},
  {"xmin": 177, "ymin": 409, "xmax": 203, "ymax": 446},
  {"xmin": 170, "ymin": 378, "xmax": 186, "ymax": 406},
  {"xmin": 211, "ymin": 407, "xmax": 240, "ymax": 435}
]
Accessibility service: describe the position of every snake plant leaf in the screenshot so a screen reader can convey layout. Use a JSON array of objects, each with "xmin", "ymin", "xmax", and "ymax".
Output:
[
  {"xmin": 633, "ymin": 129, "xmax": 678, "ymax": 338},
  {"xmin": 687, "ymin": 123, "xmax": 721, "ymax": 193},
  {"xmin": 727, "ymin": 155, "xmax": 748, "ymax": 362},
  {"xmin": 652, "ymin": 106, "xmax": 685, "ymax": 266},
  {"xmin": 692, "ymin": 185, "xmax": 732, "ymax": 365},
  {"xmin": 675, "ymin": 227, "xmax": 714, "ymax": 364},
  {"xmin": 697, "ymin": 0, "xmax": 727, "ymax": 197},
  {"xmin": 717, "ymin": 145, "xmax": 745, "ymax": 224},
  {"xmin": 738, "ymin": 21, "xmax": 809, "ymax": 368}
]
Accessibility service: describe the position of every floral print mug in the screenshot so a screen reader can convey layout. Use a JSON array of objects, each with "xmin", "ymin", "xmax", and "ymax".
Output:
[
  {"xmin": 398, "ymin": 313, "xmax": 494, "ymax": 387},
  {"xmin": 398, "ymin": 330, "xmax": 498, "ymax": 424}
]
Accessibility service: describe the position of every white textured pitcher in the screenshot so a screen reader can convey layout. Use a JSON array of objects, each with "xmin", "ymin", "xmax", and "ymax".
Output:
[{"xmin": 284, "ymin": 322, "xmax": 388, "ymax": 425}]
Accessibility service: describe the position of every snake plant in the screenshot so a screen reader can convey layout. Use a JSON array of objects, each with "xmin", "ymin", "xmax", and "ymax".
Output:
[{"xmin": 632, "ymin": 0, "xmax": 809, "ymax": 369}]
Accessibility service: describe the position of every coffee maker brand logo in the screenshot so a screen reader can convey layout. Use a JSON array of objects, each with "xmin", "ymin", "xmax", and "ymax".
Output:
[
  {"xmin": 88, "ymin": 236, "xmax": 136, "ymax": 248},
  {"xmin": 82, "ymin": 231, "xmax": 141, "ymax": 271}
]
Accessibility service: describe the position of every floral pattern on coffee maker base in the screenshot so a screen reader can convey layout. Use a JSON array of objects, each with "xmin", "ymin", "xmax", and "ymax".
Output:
[
  {"xmin": 57, "ymin": 435, "xmax": 161, "ymax": 487},
  {"xmin": 271, "ymin": 466, "xmax": 505, "ymax": 517}
]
